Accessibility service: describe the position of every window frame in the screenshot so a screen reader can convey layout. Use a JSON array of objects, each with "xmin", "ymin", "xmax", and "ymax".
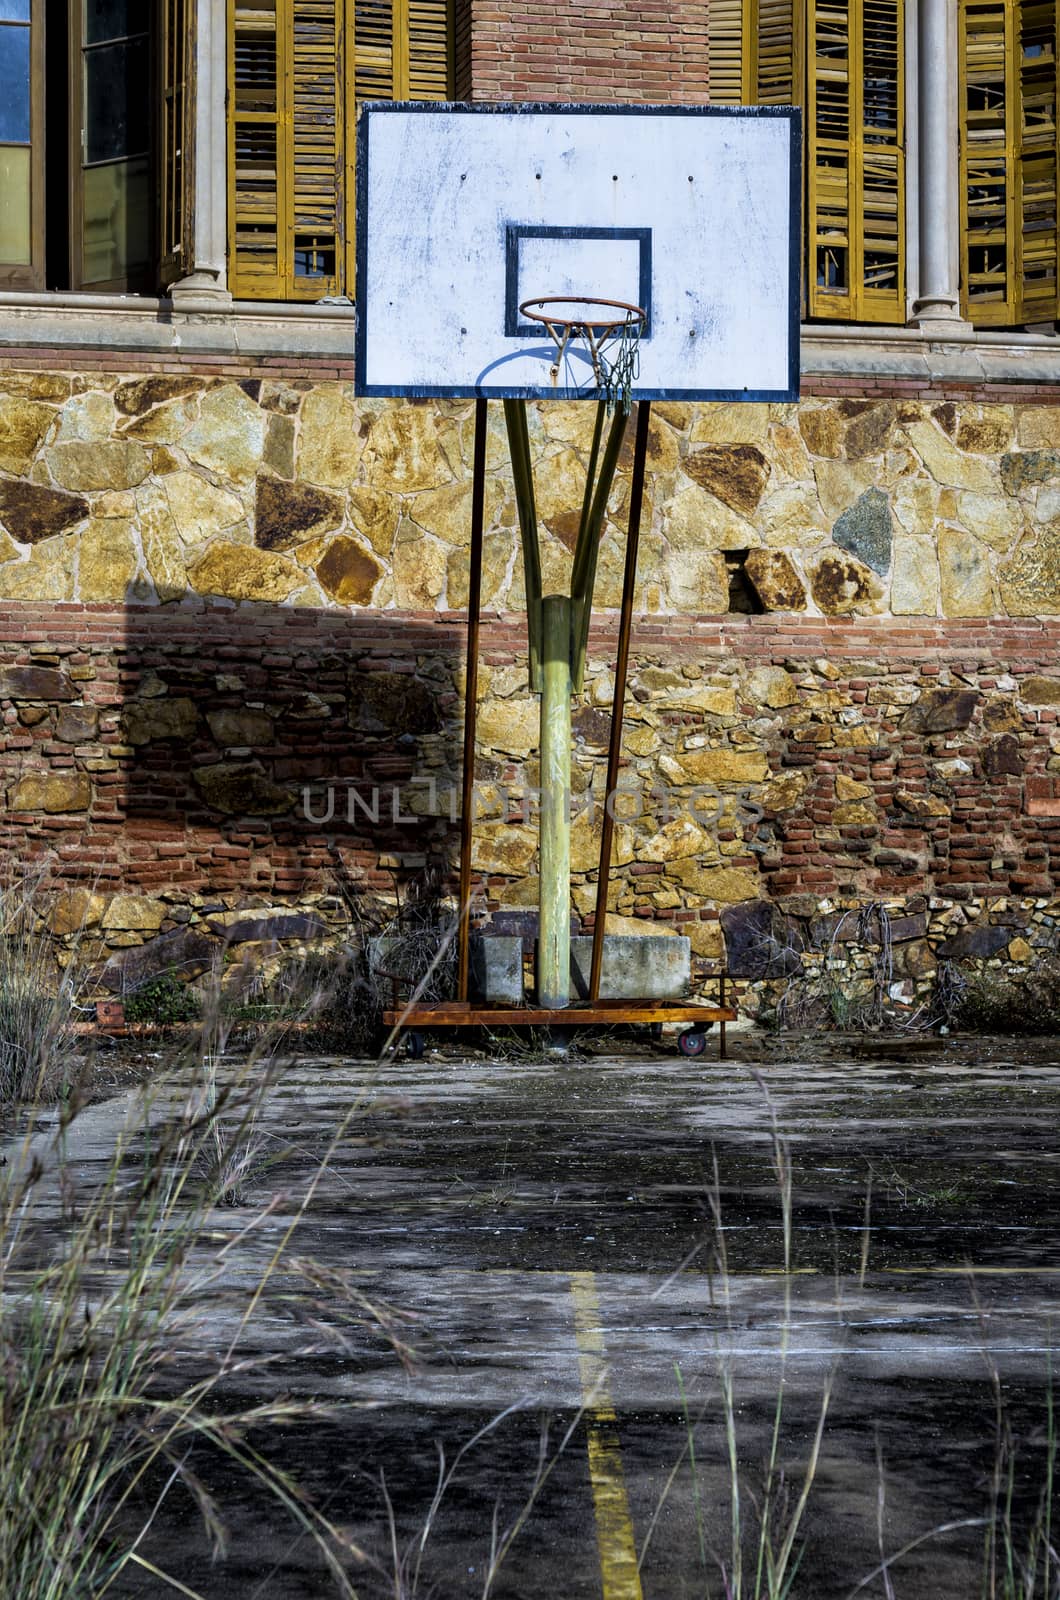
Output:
[
  {"xmin": 66, "ymin": 0, "xmax": 158, "ymax": 294},
  {"xmin": 0, "ymin": 0, "xmax": 45, "ymax": 291}
]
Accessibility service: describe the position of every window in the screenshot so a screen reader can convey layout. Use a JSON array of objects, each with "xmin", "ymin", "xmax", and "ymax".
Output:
[
  {"xmin": 959, "ymin": 0, "xmax": 1060, "ymax": 325},
  {"xmin": 0, "ymin": 0, "xmax": 43, "ymax": 289},
  {"xmin": 709, "ymin": 0, "xmax": 907, "ymax": 326},
  {"xmin": 75, "ymin": 0, "xmax": 153, "ymax": 290},
  {"xmin": 227, "ymin": 0, "xmax": 454, "ymax": 302},
  {"xmin": 0, "ymin": 0, "xmax": 192, "ymax": 293}
]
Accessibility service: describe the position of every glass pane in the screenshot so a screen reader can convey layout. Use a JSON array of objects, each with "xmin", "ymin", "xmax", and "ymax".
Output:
[
  {"xmin": 0, "ymin": 1, "xmax": 31, "ymax": 20},
  {"xmin": 85, "ymin": 37, "xmax": 148, "ymax": 162},
  {"xmin": 85, "ymin": 0, "xmax": 139, "ymax": 45},
  {"xmin": 0, "ymin": 144, "xmax": 30, "ymax": 261},
  {"xmin": 0, "ymin": 24, "xmax": 30, "ymax": 143},
  {"xmin": 82, "ymin": 155, "xmax": 149, "ymax": 284}
]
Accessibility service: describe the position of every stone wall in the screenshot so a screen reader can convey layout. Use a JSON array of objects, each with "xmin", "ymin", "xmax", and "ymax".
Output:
[
  {"xmin": 0, "ymin": 604, "xmax": 1056, "ymax": 1008},
  {"xmin": 0, "ymin": 360, "xmax": 1059, "ymax": 1007},
  {"xmin": 1, "ymin": 368, "xmax": 1059, "ymax": 620}
]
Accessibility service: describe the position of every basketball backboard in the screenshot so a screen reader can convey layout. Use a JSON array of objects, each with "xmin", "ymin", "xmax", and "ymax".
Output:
[{"xmin": 355, "ymin": 102, "xmax": 801, "ymax": 404}]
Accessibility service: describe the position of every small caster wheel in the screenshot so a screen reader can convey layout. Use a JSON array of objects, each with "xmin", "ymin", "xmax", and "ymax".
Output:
[
  {"xmin": 403, "ymin": 1030, "xmax": 425, "ymax": 1060},
  {"xmin": 678, "ymin": 1027, "xmax": 707, "ymax": 1058}
]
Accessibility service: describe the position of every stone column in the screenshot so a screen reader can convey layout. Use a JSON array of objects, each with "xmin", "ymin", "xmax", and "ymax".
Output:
[
  {"xmin": 910, "ymin": 0, "xmax": 969, "ymax": 328},
  {"xmin": 170, "ymin": 0, "xmax": 232, "ymax": 308}
]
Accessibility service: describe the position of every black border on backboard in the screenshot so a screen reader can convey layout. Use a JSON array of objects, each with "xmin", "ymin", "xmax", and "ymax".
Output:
[
  {"xmin": 503, "ymin": 225, "xmax": 654, "ymax": 338},
  {"xmin": 354, "ymin": 101, "xmax": 802, "ymax": 403}
]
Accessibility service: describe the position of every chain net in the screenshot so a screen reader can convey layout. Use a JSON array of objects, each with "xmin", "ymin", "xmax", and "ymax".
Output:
[{"xmin": 520, "ymin": 298, "xmax": 646, "ymax": 414}]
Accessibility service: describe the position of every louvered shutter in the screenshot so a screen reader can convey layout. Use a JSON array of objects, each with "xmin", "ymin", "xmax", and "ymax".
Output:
[
  {"xmin": 756, "ymin": 0, "xmax": 801, "ymax": 103},
  {"xmin": 711, "ymin": 2, "xmax": 903, "ymax": 324},
  {"xmin": 709, "ymin": 0, "xmax": 750, "ymax": 102},
  {"xmin": 351, "ymin": 1, "xmax": 452, "ymax": 98},
  {"xmin": 959, "ymin": 0, "xmax": 1060, "ymax": 325},
  {"xmin": 807, "ymin": 0, "xmax": 905, "ymax": 322},
  {"xmin": 229, "ymin": 0, "xmax": 285, "ymax": 298},
  {"xmin": 708, "ymin": 0, "xmax": 799, "ymax": 105},
  {"xmin": 159, "ymin": 0, "xmax": 195, "ymax": 287},
  {"xmin": 352, "ymin": 1, "xmax": 396, "ymax": 100},
  {"xmin": 407, "ymin": 0, "xmax": 452, "ymax": 97},
  {"xmin": 288, "ymin": 0, "xmax": 343, "ymax": 297},
  {"xmin": 346, "ymin": 0, "xmax": 452, "ymax": 287},
  {"xmin": 229, "ymin": 0, "xmax": 452, "ymax": 300},
  {"xmin": 1017, "ymin": 1, "xmax": 1059, "ymax": 319},
  {"xmin": 858, "ymin": 0, "xmax": 904, "ymax": 318}
]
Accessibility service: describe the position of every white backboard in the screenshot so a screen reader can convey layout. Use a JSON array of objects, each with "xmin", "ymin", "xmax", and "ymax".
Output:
[{"xmin": 355, "ymin": 102, "xmax": 801, "ymax": 403}]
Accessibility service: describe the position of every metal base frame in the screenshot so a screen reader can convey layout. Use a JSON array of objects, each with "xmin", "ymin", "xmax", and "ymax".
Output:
[
  {"xmin": 383, "ymin": 1002, "xmax": 735, "ymax": 1061},
  {"xmin": 451, "ymin": 396, "xmax": 734, "ymax": 1044}
]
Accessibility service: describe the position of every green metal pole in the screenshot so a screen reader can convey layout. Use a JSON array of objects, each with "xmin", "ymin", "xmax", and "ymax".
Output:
[{"xmin": 539, "ymin": 594, "xmax": 572, "ymax": 1009}]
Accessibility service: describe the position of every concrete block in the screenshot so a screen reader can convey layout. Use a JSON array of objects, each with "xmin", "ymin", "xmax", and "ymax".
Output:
[
  {"xmin": 470, "ymin": 934, "xmax": 525, "ymax": 1005},
  {"xmin": 564, "ymin": 935, "xmax": 692, "ymax": 1001}
]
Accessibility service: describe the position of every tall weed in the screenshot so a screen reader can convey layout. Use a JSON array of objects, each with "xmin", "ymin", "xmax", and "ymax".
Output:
[
  {"xmin": 0, "ymin": 869, "xmax": 86, "ymax": 1102},
  {"xmin": 0, "ymin": 1035, "xmax": 415, "ymax": 1599}
]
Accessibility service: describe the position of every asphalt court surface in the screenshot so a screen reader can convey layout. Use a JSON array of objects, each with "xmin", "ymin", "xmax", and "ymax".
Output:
[{"xmin": 12, "ymin": 1034, "xmax": 1060, "ymax": 1597}]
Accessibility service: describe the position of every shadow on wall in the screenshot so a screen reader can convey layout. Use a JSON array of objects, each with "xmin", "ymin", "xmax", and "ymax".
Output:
[{"xmin": 0, "ymin": 596, "xmax": 468, "ymax": 989}]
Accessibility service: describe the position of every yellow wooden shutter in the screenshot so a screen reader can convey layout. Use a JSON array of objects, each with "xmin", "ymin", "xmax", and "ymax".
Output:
[
  {"xmin": 351, "ymin": 0, "xmax": 452, "ymax": 98},
  {"xmin": 229, "ymin": 0, "xmax": 286, "ymax": 299},
  {"xmin": 709, "ymin": 0, "xmax": 800, "ymax": 105},
  {"xmin": 288, "ymin": 0, "xmax": 343, "ymax": 297},
  {"xmin": 712, "ymin": 3, "xmax": 902, "ymax": 324},
  {"xmin": 345, "ymin": 0, "xmax": 452, "ymax": 286},
  {"xmin": 807, "ymin": 0, "xmax": 905, "ymax": 322},
  {"xmin": 352, "ymin": 0, "xmax": 396, "ymax": 99},
  {"xmin": 229, "ymin": 0, "xmax": 452, "ymax": 299},
  {"xmin": 159, "ymin": 0, "xmax": 195, "ymax": 287},
  {"xmin": 407, "ymin": 0, "xmax": 453, "ymax": 97},
  {"xmin": 709, "ymin": 0, "xmax": 751, "ymax": 102},
  {"xmin": 960, "ymin": 0, "xmax": 1060, "ymax": 325},
  {"xmin": 756, "ymin": 0, "xmax": 802, "ymax": 103}
]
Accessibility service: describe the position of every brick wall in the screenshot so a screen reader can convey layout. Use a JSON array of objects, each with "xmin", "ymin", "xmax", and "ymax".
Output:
[
  {"xmin": 461, "ymin": 1, "xmax": 711, "ymax": 105},
  {"xmin": 1, "ymin": 604, "xmax": 1057, "ymax": 998}
]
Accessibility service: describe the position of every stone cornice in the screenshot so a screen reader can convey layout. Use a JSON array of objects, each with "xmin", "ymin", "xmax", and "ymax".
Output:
[{"xmin": 1, "ymin": 296, "xmax": 1060, "ymax": 386}]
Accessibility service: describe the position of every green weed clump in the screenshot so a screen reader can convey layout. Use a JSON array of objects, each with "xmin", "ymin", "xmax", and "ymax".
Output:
[{"xmin": 122, "ymin": 970, "xmax": 201, "ymax": 1026}]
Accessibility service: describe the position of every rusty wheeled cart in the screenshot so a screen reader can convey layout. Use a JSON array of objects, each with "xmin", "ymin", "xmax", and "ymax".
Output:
[{"xmin": 382, "ymin": 994, "xmax": 736, "ymax": 1063}]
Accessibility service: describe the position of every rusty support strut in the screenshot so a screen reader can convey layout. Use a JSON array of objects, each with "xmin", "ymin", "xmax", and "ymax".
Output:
[
  {"xmin": 588, "ymin": 399, "xmax": 651, "ymax": 1005},
  {"xmin": 456, "ymin": 397, "xmax": 488, "ymax": 1003}
]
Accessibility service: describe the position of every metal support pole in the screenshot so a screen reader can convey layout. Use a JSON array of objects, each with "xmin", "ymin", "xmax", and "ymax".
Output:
[
  {"xmin": 570, "ymin": 405, "xmax": 630, "ymax": 691},
  {"xmin": 503, "ymin": 399, "xmax": 544, "ymax": 691},
  {"xmin": 538, "ymin": 594, "xmax": 572, "ymax": 1009},
  {"xmin": 456, "ymin": 398, "xmax": 488, "ymax": 1003},
  {"xmin": 588, "ymin": 401, "xmax": 651, "ymax": 1005}
]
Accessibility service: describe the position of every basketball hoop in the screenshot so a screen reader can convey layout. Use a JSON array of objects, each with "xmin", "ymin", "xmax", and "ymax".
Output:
[{"xmin": 518, "ymin": 296, "xmax": 646, "ymax": 413}]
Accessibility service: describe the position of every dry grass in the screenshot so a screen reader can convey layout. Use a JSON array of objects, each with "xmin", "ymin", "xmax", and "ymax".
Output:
[{"xmin": 0, "ymin": 1026, "xmax": 420, "ymax": 1599}]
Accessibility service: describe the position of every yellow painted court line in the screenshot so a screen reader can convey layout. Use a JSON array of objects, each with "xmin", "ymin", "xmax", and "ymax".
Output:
[{"xmin": 569, "ymin": 1270, "xmax": 644, "ymax": 1600}]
